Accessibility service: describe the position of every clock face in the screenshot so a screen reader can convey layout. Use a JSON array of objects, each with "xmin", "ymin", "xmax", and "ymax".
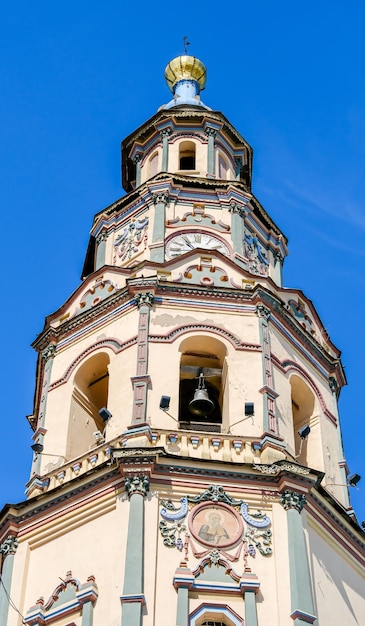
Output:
[{"xmin": 166, "ymin": 232, "xmax": 230, "ymax": 259}]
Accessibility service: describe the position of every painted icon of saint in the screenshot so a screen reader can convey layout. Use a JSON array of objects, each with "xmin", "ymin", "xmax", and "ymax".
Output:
[{"xmin": 198, "ymin": 510, "xmax": 229, "ymax": 544}]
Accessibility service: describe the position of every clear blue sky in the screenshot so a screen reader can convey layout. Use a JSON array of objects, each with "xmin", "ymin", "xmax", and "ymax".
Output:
[{"xmin": 1, "ymin": 1, "xmax": 364, "ymax": 522}]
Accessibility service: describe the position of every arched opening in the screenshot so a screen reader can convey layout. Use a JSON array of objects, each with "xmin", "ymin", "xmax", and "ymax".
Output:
[
  {"xmin": 178, "ymin": 336, "xmax": 226, "ymax": 433},
  {"xmin": 148, "ymin": 151, "xmax": 158, "ymax": 178},
  {"xmin": 179, "ymin": 140, "xmax": 196, "ymax": 170},
  {"xmin": 290, "ymin": 375, "xmax": 315, "ymax": 465},
  {"xmin": 218, "ymin": 153, "xmax": 228, "ymax": 179},
  {"xmin": 67, "ymin": 352, "xmax": 110, "ymax": 459}
]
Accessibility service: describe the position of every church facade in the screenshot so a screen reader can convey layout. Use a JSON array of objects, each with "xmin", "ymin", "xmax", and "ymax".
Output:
[{"xmin": 0, "ymin": 54, "xmax": 364, "ymax": 626}]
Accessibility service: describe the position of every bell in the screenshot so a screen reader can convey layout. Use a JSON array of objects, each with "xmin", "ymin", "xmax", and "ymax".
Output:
[{"xmin": 188, "ymin": 373, "xmax": 215, "ymax": 417}]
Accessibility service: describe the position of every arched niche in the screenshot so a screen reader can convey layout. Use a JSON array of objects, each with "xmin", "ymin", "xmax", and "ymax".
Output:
[
  {"xmin": 67, "ymin": 352, "xmax": 110, "ymax": 459},
  {"xmin": 290, "ymin": 374, "xmax": 316, "ymax": 465},
  {"xmin": 218, "ymin": 152, "xmax": 229, "ymax": 179},
  {"xmin": 178, "ymin": 336, "xmax": 227, "ymax": 433},
  {"xmin": 148, "ymin": 151, "xmax": 159, "ymax": 178}
]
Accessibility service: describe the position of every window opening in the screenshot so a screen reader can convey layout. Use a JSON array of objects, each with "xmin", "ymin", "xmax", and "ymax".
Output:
[
  {"xmin": 179, "ymin": 140, "xmax": 196, "ymax": 170},
  {"xmin": 179, "ymin": 337, "xmax": 226, "ymax": 432},
  {"xmin": 68, "ymin": 353, "xmax": 110, "ymax": 459},
  {"xmin": 290, "ymin": 375, "xmax": 315, "ymax": 465}
]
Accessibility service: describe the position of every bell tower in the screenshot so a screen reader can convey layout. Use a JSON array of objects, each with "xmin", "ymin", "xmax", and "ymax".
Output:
[{"xmin": 0, "ymin": 54, "xmax": 364, "ymax": 626}]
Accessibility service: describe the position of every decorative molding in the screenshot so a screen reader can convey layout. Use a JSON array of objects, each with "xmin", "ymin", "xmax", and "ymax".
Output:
[
  {"xmin": 240, "ymin": 503, "xmax": 271, "ymax": 528},
  {"xmin": 187, "ymin": 484, "xmax": 243, "ymax": 506},
  {"xmin": 96, "ymin": 231, "xmax": 108, "ymax": 244},
  {"xmin": 160, "ymin": 128, "xmax": 172, "ymax": 139},
  {"xmin": 113, "ymin": 217, "xmax": 149, "ymax": 263},
  {"xmin": 204, "ymin": 126, "xmax": 217, "ymax": 138},
  {"xmin": 149, "ymin": 323, "xmax": 261, "ymax": 352},
  {"xmin": 274, "ymin": 358, "xmax": 338, "ymax": 426},
  {"xmin": 161, "ymin": 497, "xmax": 188, "ymax": 521},
  {"xmin": 41, "ymin": 344, "xmax": 56, "ymax": 361},
  {"xmin": 135, "ymin": 292, "xmax": 154, "ymax": 308},
  {"xmin": 49, "ymin": 338, "xmax": 135, "ymax": 389},
  {"xmin": 253, "ymin": 463, "xmax": 310, "ymax": 476},
  {"xmin": 0, "ymin": 535, "xmax": 18, "ymax": 556},
  {"xmin": 25, "ymin": 571, "xmax": 98, "ymax": 625},
  {"xmin": 280, "ymin": 490, "xmax": 307, "ymax": 513},
  {"xmin": 152, "ymin": 192, "xmax": 170, "ymax": 205},
  {"xmin": 274, "ymin": 250, "xmax": 284, "ymax": 265},
  {"xmin": 245, "ymin": 526, "xmax": 272, "ymax": 556},
  {"xmin": 124, "ymin": 475, "xmax": 150, "ymax": 498},
  {"xmin": 228, "ymin": 201, "xmax": 247, "ymax": 218},
  {"xmin": 255, "ymin": 303, "xmax": 270, "ymax": 319},
  {"xmin": 244, "ymin": 232, "xmax": 269, "ymax": 276}
]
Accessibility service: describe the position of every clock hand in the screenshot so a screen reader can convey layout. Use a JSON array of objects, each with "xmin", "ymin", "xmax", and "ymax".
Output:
[{"xmin": 182, "ymin": 236, "xmax": 194, "ymax": 249}]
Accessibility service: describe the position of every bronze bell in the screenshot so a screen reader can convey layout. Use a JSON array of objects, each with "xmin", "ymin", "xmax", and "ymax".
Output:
[{"xmin": 188, "ymin": 373, "xmax": 215, "ymax": 417}]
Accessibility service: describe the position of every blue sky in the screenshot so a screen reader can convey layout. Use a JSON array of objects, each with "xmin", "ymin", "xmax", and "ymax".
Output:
[{"xmin": 1, "ymin": 1, "xmax": 364, "ymax": 522}]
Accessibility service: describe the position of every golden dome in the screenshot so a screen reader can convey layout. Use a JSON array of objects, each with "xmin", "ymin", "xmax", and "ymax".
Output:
[{"xmin": 164, "ymin": 55, "xmax": 207, "ymax": 93}]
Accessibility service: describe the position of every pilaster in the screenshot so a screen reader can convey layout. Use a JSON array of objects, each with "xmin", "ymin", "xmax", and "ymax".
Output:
[
  {"xmin": 228, "ymin": 201, "xmax": 246, "ymax": 256},
  {"xmin": 160, "ymin": 128, "xmax": 172, "ymax": 172},
  {"xmin": 32, "ymin": 343, "xmax": 56, "ymax": 475},
  {"xmin": 95, "ymin": 231, "xmax": 108, "ymax": 270},
  {"xmin": 273, "ymin": 251, "xmax": 284, "ymax": 287},
  {"xmin": 130, "ymin": 292, "xmax": 154, "ymax": 426},
  {"xmin": 0, "ymin": 535, "xmax": 18, "ymax": 625},
  {"xmin": 280, "ymin": 490, "xmax": 316, "ymax": 626},
  {"xmin": 256, "ymin": 304, "xmax": 278, "ymax": 435},
  {"xmin": 329, "ymin": 376, "xmax": 350, "ymax": 509},
  {"xmin": 151, "ymin": 192, "xmax": 169, "ymax": 262},
  {"xmin": 134, "ymin": 153, "xmax": 142, "ymax": 187},
  {"xmin": 204, "ymin": 126, "xmax": 217, "ymax": 177},
  {"xmin": 120, "ymin": 475, "xmax": 150, "ymax": 626}
]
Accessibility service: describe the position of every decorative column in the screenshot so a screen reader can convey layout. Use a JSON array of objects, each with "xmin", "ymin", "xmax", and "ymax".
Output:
[
  {"xmin": 256, "ymin": 304, "xmax": 278, "ymax": 435},
  {"xmin": 130, "ymin": 292, "xmax": 154, "ymax": 426},
  {"xmin": 280, "ymin": 491, "xmax": 316, "ymax": 625},
  {"xmin": 228, "ymin": 201, "xmax": 246, "ymax": 256},
  {"xmin": 160, "ymin": 128, "xmax": 172, "ymax": 172},
  {"xmin": 0, "ymin": 535, "xmax": 18, "ymax": 625},
  {"xmin": 329, "ymin": 376, "xmax": 350, "ymax": 509},
  {"xmin": 134, "ymin": 153, "xmax": 142, "ymax": 188},
  {"xmin": 274, "ymin": 251, "xmax": 284, "ymax": 287},
  {"xmin": 120, "ymin": 475, "xmax": 150, "ymax": 626},
  {"xmin": 95, "ymin": 231, "xmax": 108, "ymax": 270},
  {"xmin": 205, "ymin": 126, "xmax": 217, "ymax": 177},
  {"xmin": 151, "ymin": 192, "xmax": 169, "ymax": 263},
  {"xmin": 31, "ymin": 343, "xmax": 56, "ymax": 476}
]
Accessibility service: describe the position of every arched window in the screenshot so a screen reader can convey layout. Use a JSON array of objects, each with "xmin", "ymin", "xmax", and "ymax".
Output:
[
  {"xmin": 179, "ymin": 140, "xmax": 196, "ymax": 170},
  {"xmin": 218, "ymin": 153, "xmax": 228, "ymax": 179},
  {"xmin": 148, "ymin": 151, "xmax": 158, "ymax": 178},
  {"xmin": 290, "ymin": 375, "xmax": 316, "ymax": 465},
  {"xmin": 190, "ymin": 603, "xmax": 243, "ymax": 626},
  {"xmin": 178, "ymin": 336, "xmax": 226, "ymax": 433},
  {"xmin": 67, "ymin": 353, "xmax": 110, "ymax": 459}
]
